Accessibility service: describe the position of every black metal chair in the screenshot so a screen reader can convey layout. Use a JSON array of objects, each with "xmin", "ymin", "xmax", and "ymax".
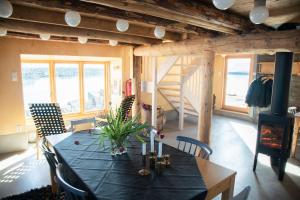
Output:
[
  {"xmin": 96, "ymin": 95, "xmax": 135, "ymax": 127},
  {"xmin": 233, "ymin": 186, "xmax": 251, "ymax": 200},
  {"xmin": 176, "ymin": 136, "xmax": 213, "ymax": 160},
  {"xmin": 29, "ymin": 103, "xmax": 67, "ymax": 139},
  {"xmin": 56, "ymin": 164, "xmax": 87, "ymax": 200},
  {"xmin": 40, "ymin": 143, "xmax": 58, "ymax": 173}
]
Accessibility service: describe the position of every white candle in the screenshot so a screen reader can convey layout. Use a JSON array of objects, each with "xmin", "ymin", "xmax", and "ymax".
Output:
[
  {"xmin": 158, "ymin": 142, "xmax": 162, "ymax": 158},
  {"xmin": 150, "ymin": 130, "xmax": 155, "ymax": 153},
  {"xmin": 142, "ymin": 143, "xmax": 146, "ymax": 155}
]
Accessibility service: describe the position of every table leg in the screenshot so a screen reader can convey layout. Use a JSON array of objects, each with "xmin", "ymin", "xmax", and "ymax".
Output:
[
  {"xmin": 291, "ymin": 118, "xmax": 299, "ymax": 157},
  {"xmin": 221, "ymin": 175, "xmax": 235, "ymax": 200}
]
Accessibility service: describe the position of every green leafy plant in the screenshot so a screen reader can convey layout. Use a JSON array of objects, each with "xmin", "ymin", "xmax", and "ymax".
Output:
[{"xmin": 99, "ymin": 107, "xmax": 148, "ymax": 154}]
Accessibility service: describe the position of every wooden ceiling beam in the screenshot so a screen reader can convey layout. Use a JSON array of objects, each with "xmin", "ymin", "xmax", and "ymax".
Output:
[
  {"xmin": 0, "ymin": 19, "xmax": 160, "ymax": 45},
  {"xmin": 10, "ymin": 4, "xmax": 182, "ymax": 41},
  {"xmin": 6, "ymin": 31, "xmax": 114, "ymax": 45},
  {"xmin": 10, "ymin": 0, "xmax": 213, "ymax": 36},
  {"xmin": 133, "ymin": 29, "xmax": 300, "ymax": 56},
  {"xmin": 82, "ymin": 0, "xmax": 270, "ymax": 34}
]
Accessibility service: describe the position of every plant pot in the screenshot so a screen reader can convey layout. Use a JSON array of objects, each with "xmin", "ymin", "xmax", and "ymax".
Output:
[{"xmin": 110, "ymin": 140, "xmax": 127, "ymax": 156}]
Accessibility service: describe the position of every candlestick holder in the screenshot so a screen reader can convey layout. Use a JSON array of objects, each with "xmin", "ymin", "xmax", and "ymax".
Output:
[
  {"xmin": 149, "ymin": 151, "xmax": 156, "ymax": 170},
  {"xmin": 155, "ymin": 157, "xmax": 165, "ymax": 176},
  {"xmin": 138, "ymin": 154, "xmax": 150, "ymax": 176},
  {"xmin": 163, "ymin": 154, "xmax": 170, "ymax": 167}
]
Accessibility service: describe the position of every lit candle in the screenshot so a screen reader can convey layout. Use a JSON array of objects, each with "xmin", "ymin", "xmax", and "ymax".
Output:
[
  {"xmin": 158, "ymin": 142, "xmax": 162, "ymax": 158},
  {"xmin": 142, "ymin": 143, "xmax": 146, "ymax": 155},
  {"xmin": 150, "ymin": 129, "xmax": 156, "ymax": 153}
]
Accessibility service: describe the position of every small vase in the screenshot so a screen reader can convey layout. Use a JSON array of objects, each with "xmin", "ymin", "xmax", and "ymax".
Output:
[{"xmin": 110, "ymin": 140, "xmax": 127, "ymax": 156}]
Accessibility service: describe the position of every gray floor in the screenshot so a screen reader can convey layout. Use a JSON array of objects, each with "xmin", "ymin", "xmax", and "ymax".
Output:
[
  {"xmin": 163, "ymin": 115, "xmax": 300, "ymax": 200},
  {"xmin": 0, "ymin": 115, "xmax": 299, "ymax": 199}
]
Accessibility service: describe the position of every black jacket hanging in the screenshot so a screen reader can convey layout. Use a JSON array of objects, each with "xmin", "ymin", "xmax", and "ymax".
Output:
[{"xmin": 245, "ymin": 77, "xmax": 273, "ymax": 108}]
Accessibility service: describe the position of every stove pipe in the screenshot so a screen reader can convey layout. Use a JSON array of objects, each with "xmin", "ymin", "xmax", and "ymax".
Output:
[{"xmin": 271, "ymin": 52, "xmax": 294, "ymax": 116}]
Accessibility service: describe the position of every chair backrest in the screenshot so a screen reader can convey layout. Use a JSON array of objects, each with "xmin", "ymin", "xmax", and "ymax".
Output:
[
  {"xmin": 176, "ymin": 136, "xmax": 213, "ymax": 159},
  {"xmin": 120, "ymin": 95, "xmax": 135, "ymax": 121},
  {"xmin": 56, "ymin": 164, "xmax": 87, "ymax": 200},
  {"xmin": 29, "ymin": 103, "xmax": 66, "ymax": 139},
  {"xmin": 70, "ymin": 118, "xmax": 96, "ymax": 132},
  {"xmin": 233, "ymin": 186, "xmax": 251, "ymax": 200},
  {"xmin": 40, "ymin": 143, "xmax": 58, "ymax": 173}
]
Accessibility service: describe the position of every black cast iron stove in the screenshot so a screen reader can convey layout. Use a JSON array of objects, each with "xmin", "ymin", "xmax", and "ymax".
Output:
[{"xmin": 253, "ymin": 52, "xmax": 295, "ymax": 180}]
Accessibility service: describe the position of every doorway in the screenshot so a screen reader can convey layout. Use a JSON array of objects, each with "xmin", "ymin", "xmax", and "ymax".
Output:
[{"xmin": 223, "ymin": 55, "xmax": 253, "ymax": 113}]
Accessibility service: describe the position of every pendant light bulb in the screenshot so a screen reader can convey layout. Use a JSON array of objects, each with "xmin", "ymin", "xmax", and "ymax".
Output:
[
  {"xmin": 212, "ymin": 0, "xmax": 235, "ymax": 10},
  {"xmin": 0, "ymin": 0, "xmax": 13, "ymax": 18},
  {"xmin": 116, "ymin": 19, "xmax": 129, "ymax": 32},
  {"xmin": 154, "ymin": 26, "xmax": 166, "ymax": 39},
  {"xmin": 109, "ymin": 40, "xmax": 118, "ymax": 46},
  {"xmin": 78, "ymin": 37, "xmax": 88, "ymax": 44},
  {"xmin": 0, "ymin": 27, "xmax": 7, "ymax": 36},
  {"xmin": 249, "ymin": 5, "xmax": 269, "ymax": 24},
  {"xmin": 65, "ymin": 10, "xmax": 81, "ymax": 27},
  {"xmin": 40, "ymin": 33, "xmax": 51, "ymax": 40}
]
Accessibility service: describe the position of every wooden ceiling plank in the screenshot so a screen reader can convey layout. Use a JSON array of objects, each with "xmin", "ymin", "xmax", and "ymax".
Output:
[
  {"xmin": 133, "ymin": 29, "xmax": 300, "ymax": 56},
  {"xmin": 0, "ymin": 18, "xmax": 160, "ymax": 45},
  {"xmin": 10, "ymin": 0, "xmax": 210, "ymax": 35},
  {"xmin": 82, "ymin": 0, "xmax": 271, "ymax": 34},
  {"xmin": 10, "ymin": 4, "xmax": 181, "ymax": 41}
]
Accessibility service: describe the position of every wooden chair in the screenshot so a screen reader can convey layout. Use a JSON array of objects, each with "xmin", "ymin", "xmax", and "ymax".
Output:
[
  {"xmin": 70, "ymin": 117, "xmax": 96, "ymax": 132},
  {"xmin": 29, "ymin": 103, "xmax": 67, "ymax": 158},
  {"xmin": 176, "ymin": 136, "xmax": 213, "ymax": 160},
  {"xmin": 233, "ymin": 186, "xmax": 251, "ymax": 200},
  {"xmin": 56, "ymin": 164, "xmax": 87, "ymax": 200}
]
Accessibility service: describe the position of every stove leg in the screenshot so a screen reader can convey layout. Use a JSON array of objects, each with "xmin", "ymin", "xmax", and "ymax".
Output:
[
  {"xmin": 253, "ymin": 153, "xmax": 258, "ymax": 172},
  {"xmin": 278, "ymin": 158, "xmax": 287, "ymax": 181}
]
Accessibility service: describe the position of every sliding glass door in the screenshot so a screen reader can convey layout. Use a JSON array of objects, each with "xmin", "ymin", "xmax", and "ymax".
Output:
[{"xmin": 223, "ymin": 56, "xmax": 253, "ymax": 113}]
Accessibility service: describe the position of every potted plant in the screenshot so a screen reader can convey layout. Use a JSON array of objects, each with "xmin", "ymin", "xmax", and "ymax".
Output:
[{"xmin": 100, "ymin": 107, "xmax": 148, "ymax": 155}]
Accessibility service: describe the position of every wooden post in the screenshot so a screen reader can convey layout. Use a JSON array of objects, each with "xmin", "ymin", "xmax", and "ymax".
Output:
[
  {"xmin": 198, "ymin": 51, "xmax": 215, "ymax": 144},
  {"xmin": 132, "ymin": 56, "xmax": 142, "ymax": 118},
  {"xmin": 179, "ymin": 57, "xmax": 184, "ymax": 130},
  {"xmin": 151, "ymin": 57, "xmax": 158, "ymax": 128}
]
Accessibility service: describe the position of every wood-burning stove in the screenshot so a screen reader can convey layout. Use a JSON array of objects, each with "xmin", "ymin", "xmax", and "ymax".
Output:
[{"xmin": 253, "ymin": 52, "xmax": 295, "ymax": 181}]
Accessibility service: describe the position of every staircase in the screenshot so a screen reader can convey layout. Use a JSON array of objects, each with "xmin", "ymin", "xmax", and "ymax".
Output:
[{"xmin": 156, "ymin": 56, "xmax": 203, "ymax": 129}]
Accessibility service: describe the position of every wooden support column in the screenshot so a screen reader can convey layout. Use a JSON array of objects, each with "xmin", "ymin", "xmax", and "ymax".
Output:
[
  {"xmin": 151, "ymin": 57, "xmax": 158, "ymax": 128},
  {"xmin": 179, "ymin": 57, "xmax": 184, "ymax": 130},
  {"xmin": 198, "ymin": 51, "xmax": 215, "ymax": 144},
  {"xmin": 132, "ymin": 56, "xmax": 142, "ymax": 118}
]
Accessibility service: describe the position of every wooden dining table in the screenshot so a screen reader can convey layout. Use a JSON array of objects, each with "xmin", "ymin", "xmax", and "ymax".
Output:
[{"xmin": 46, "ymin": 131, "xmax": 236, "ymax": 200}]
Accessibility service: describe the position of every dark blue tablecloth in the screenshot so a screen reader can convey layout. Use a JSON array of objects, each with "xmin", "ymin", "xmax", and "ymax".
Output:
[{"xmin": 53, "ymin": 130, "xmax": 207, "ymax": 200}]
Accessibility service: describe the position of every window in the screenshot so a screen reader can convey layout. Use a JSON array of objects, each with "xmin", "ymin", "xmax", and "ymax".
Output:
[
  {"xmin": 223, "ymin": 56, "xmax": 253, "ymax": 112},
  {"xmin": 55, "ymin": 63, "xmax": 80, "ymax": 114},
  {"xmin": 83, "ymin": 64, "xmax": 105, "ymax": 111},
  {"xmin": 21, "ymin": 60, "xmax": 108, "ymax": 117},
  {"xmin": 21, "ymin": 63, "xmax": 51, "ymax": 117}
]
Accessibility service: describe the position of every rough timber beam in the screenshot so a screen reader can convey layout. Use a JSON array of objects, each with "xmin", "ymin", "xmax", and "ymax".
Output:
[
  {"xmin": 82, "ymin": 0, "xmax": 270, "ymax": 34},
  {"xmin": 0, "ymin": 19, "xmax": 160, "ymax": 45},
  {"xmin": 10, "ymin": 0, "xmax": 212, "ymax": 36},
  {"xmin": 10, "ymin": 4, "xmax": 181, "ymax": 41},
  {"xmin": 134, "ymin": 29, "xmax": 300, "ymax": 56}
]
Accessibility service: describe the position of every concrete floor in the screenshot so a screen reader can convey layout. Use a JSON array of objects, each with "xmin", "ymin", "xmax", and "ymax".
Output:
[
  {"xmin": 163, "ymin": 115, "xmax": 300, "ymax": 200},
  {"xmin": 0, "ymin": 114, "xmax": 299, "ymax": 199}
]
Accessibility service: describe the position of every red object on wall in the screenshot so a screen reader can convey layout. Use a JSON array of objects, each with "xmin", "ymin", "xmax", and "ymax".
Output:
[{"xmin": 125, "ymin": 79, "xmax": 132, "ymax": 96}]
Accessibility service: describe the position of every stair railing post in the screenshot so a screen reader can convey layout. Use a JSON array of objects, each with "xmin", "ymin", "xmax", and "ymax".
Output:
[{"xmin": 179, "ymin": 56, "xmax": 184, "ymax": 130}]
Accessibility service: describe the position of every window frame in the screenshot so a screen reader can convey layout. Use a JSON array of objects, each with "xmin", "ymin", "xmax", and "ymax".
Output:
[
  {"xmin": 21, "ymin": 59, "xmax": 109, "ymax": 119},
  {"xmin": 222, "ymin": 55, "xmax": 254, "ymax": 113}
]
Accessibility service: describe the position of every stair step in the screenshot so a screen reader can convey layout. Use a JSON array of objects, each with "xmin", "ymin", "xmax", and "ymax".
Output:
[
  {"xmin": 185, "ymin": 110, "xmax": 198, "ymax": 116},
  {"xmin": 165, "ymin": 73, "xmax": 180, "ymax": 76},
  {"xmin": 159, "ymin": 81, "xmax": 181, "ymax": 86},
  {"xmin": 173, "ymin": 64, "xmax": 199, "ymax": 67},
  {"xmin": 159, "ymin": 87, "xmax": 180, "ymax": 91},
  {"xmin": 163, "ymin": 93, "xmax": 180, "ymax": 97}
]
